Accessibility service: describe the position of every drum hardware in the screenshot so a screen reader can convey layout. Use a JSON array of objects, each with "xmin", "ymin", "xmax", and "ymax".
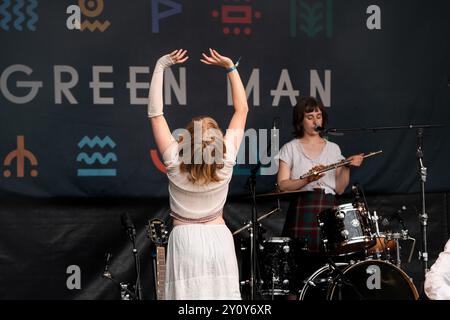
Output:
[
  {"xmin": 233, "ymin": 207, "xmax": 281, "ymax": 236},
  {"xmin": 369, "ymin": 207, "xmax": 417, "ymax": 268},
  {"xmin": 327, "ymin": 259, "xmax": 364, "ymax": 300},
  {"xmin": 233, "ymin": 202, "xmax": 281, "ymax": 299}
]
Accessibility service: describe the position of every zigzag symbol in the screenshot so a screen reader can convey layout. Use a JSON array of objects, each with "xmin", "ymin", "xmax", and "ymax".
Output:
[
  {"xmin": 78, "ymin": 136, "xmax": 116, "ymax": 149},
  {"xmin": 76, "ymin": 152, "xmax": 118, "ymax": 165},
  {"xmin": 25, "ymin": 0, "xmax": 38, "ymax": 31},
  {"xmin": 0, "ymin": 0, "xmax": 12, "ymax": 31},
  {"xmin": 0, "ymin": 0, "xmax": 38, "ymax": 31},
  {"xmin": 12, "ymin": 0, "xmax": 25, "ymax": 31},
  {"xmin": 81, "ymin": 20, "xmax": 111, "ymax": 32}
]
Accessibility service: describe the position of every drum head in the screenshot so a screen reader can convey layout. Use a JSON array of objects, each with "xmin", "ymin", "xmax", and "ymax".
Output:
[{"xmin": 327, "ymin": 260, "xmax": 419, "ymax": 300}]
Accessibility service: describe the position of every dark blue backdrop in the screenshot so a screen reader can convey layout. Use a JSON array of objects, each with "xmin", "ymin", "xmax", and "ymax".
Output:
[{"xmin": 0, "ymin": 0, "xmax": 449, "ymax": 299}]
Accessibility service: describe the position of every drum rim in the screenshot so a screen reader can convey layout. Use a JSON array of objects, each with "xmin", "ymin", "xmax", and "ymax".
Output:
[
  {"xmin": 326, "ymin": 236, "xmax": 376, "ymax": 256},
  {"xmin": 260, "ymin": 289, "xmax": 290, "ymax": 296},
  {"xmin": 327, "ymin": 259, "xmax": 419, "ymax": 300},
  {"xmin": 264, "ymin": 237, "xmax": 292, "ymax": 243}
]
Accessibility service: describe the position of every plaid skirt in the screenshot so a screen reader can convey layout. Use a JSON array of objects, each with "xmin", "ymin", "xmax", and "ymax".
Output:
[{"xmin": 282, "ymin": 189, "xmax": 336, "ymax": 252}]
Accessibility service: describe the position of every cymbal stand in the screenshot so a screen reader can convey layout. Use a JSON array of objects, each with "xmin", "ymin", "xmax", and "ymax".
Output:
[{"xmin": 416, "ymin": 128, "xmax": 429, "ymax": 274}]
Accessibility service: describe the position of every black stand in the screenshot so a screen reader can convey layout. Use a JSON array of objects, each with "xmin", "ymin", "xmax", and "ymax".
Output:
[
  {"xmin": 121, "ymin": 212, "xmax": 143, "ymax": 300},
  {"xmin": 102, "ymin": 253, "xmax": 137, "ymax": 300},
  {"xmin": 416, "ymin": 128, "xmax": 429, "ymax": 274},
  {"xmin": 244, "ymin": 119, "xmax": 280, "ymax": 300},
  {"xmin": 247, "ymin": 165, "xmax": 260, "ymax": 300},
  {"xmin": 129, "ymin": 233, "xmax": 143, "ymax": 300}
]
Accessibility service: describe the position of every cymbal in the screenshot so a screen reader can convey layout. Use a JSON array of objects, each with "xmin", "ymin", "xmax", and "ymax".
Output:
[{"xmin": 254, "ymin": 188, "xmax": 305, "ymax": 199}]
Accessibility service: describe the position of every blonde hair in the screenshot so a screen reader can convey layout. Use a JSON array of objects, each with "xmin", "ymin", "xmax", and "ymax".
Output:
[{"xmin": 178, "ymin": 116, "xmax": 227, "ymax": 185}]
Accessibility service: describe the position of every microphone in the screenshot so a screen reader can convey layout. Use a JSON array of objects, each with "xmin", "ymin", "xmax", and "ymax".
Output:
[
  {"xmin": 314, "ymin": 125, "xmax": 324, "ymax": 133},
  {"xmin": 102, "ymin": 253, "xmax": 112, "ymax": 278},
  {"xmin": 121, "ymin": 212, "xmax": 136, "ymax": 238},
  {"xmin": 324, "ymin": 128, "xmax": 344, "ymax": 136},
  {"xmin": 381, "ymin": 205, "xmax": 407, "ymax": 226},
  {"xmin": 251, "ymin": 117, "xmax": 280, "ymax": 177}
]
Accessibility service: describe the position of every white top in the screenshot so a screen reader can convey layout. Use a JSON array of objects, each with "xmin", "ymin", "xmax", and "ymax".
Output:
[
  {"xmin": 424, "ymin": 238, "xmax": 450, "ymax": 300},
  {"xmin": 162, "ymin": 138, "xmax": 237, "ymax": 221},
  {"xmin": 276, "ymin": 138, "xmax": 345, "ymax": 195}
]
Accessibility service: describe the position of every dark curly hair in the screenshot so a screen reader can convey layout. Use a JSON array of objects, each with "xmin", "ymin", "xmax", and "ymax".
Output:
[{"xmin": 292, "ymin": 96, "xmax": 328, "ymax": 138}]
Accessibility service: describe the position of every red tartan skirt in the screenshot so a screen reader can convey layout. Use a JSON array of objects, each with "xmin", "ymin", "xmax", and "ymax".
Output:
[{"xmin": 282, "ymin": 189, "xmax": 336, "ymax": 252}]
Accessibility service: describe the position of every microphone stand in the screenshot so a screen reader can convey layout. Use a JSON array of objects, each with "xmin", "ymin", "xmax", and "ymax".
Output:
[
  {"xmin": 247, "ymin": 164, "xmax": 259, "ymax": 300},
  {"xmin": 245, "ymin": 119, "xmax": 279, "ymax": 300},
  {"xmin": 101, "ymin": 253, "xmax": 137, "ymax": 300},
  {"xmin": 127, "ymin": 229, "xmax": 143, "ymax": 301}
]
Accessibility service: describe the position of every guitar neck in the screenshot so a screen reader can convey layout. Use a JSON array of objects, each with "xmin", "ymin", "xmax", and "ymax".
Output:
[{"xmin": 155, "ymin": 246, "xmax": 166, "ymax": 300}]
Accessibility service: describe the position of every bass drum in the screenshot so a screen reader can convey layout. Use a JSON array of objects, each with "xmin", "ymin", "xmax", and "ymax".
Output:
[{"xmin": 299, "ymin": 260, "xmax": 419, "ymax": 300}]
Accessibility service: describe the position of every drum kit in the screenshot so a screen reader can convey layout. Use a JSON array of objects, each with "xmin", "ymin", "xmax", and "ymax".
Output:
[{"xmin": 234, "ymin": 187, "xmax": 419, "ymax": 300}]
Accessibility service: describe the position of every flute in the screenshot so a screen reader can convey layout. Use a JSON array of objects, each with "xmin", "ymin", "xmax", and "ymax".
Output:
[{"xmin": 299, "ymin": 150, "xmax": 383, "ymax": 179}]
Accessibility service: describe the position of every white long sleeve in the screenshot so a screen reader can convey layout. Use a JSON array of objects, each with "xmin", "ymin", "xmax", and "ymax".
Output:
[
  {"xmin": 148, "ymin": 54, "xmax": 174, "ymax": 118},
  {"xmin": 424, "ymin": 238, "xmax": 450, "ymax": 300}
]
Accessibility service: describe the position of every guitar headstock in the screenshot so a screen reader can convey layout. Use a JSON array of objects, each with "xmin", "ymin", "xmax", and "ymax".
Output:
[{"xmin": 147, "ymin": 218, "xmax": 168, "ymax": 246}]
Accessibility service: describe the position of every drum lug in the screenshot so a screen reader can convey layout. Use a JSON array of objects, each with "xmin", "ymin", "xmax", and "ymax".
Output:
[
  {"xmin": 341, "ymin": 230, "xmax": 349, "ymax": 238},
  {"xmin": 336, "ymin": 211, "xmax": 345, "ymax": 219}
]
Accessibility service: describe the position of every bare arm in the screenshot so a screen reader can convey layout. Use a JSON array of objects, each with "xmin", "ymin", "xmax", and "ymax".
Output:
[
  {"xmin": 148, "ymin": 49, "xmax": 188, "ymax": 155},
  {"xmin": 201, "ymin": 49, "xmax": 248, "ymax": 151},
  {"xmin": 335, "ymin": 153, "xmax": 364, "ymax": 195}
]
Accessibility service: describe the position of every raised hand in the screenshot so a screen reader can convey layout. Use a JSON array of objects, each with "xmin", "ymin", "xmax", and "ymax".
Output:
[
  {"xmin": 168, "ymin": 49, "xmax": 189, "ymax": 65},
  {"xmin": 200, "ymin": 48, "xmax": 234, "ymax": 69}
]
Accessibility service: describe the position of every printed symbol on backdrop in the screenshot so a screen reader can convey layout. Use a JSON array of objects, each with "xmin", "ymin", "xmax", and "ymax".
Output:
[
  {"xmin": 150, "ymin": 149, "xmax": 167, "ymax": 174},
  {"xmin": 76, "ymin": 136, "xmax": 117, "ymax": 177},
  {"xmin": 3, "ymin": 135, "xmax": 38, "ymax": 178},
  {"xmin": 78, "ymin": 0, "xmax": 110, "ymax": 32},
  {"xmin": 0, "ymin": 0, "xmax": 38, "ymax": 31},
  {"xmin": 290, "ymin": 0, "xmax": 332, "ymax": 38},
  {"xmin": 366, "ymin": 265, "xmax": 381, "ymax": 290},
  {"xmin": 151, "ymin": 0, "xmax": 182, "ymax": 34},
  {"xmin": 212, "ymin": 0, "xmax": 262, "ymax": 36}
]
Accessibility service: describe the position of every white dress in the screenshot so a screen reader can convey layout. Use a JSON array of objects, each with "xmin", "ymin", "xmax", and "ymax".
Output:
[
  {"xmin": 424, "ymin": 238, "xmax": 450, "ymax": 300},
  {"xmin": 162, "ymin": 139, "xmax": 242, "ymax": 300},
  {"xmin": 165, "ymin": 224, "xmax": 241, "ymax": 300}
]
